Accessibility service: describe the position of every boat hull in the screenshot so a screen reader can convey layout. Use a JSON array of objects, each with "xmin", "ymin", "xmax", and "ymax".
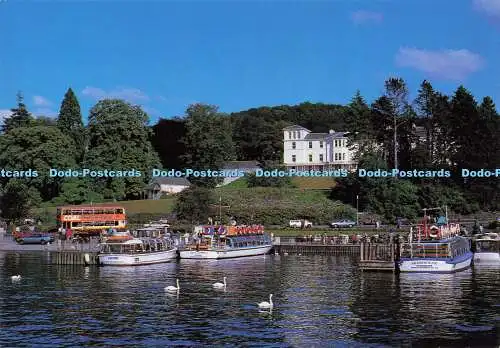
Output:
[
  {"xmin": 179, "ymin": 245, "xmax": 272, "ymax": 259},
  {"xmin": 473, "ymin": 252, "xmax": 500, "ymax": 264},
  {"xmin": 398, "ymin": 252, "xmax": 473, "ymax": 273},
  {"xmin": 98, "ymin": 249, "xmax": 178, "ymax": 266}
]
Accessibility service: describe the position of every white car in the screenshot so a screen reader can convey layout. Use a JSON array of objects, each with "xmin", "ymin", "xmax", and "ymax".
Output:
[{"xmin": 289, "ymin": 220, "xmax": 313, "ymax": 228}]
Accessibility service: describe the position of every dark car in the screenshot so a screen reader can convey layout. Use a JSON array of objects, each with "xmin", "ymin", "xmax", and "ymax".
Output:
[{"xmin": 16, "ymin": 234, "xmax": 54, "ymax": 245}]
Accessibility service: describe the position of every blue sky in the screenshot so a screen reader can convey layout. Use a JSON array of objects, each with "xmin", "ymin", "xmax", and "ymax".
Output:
[{"xmin": 0, "ymin": 0, "xmax": 499, "ymax": 124}]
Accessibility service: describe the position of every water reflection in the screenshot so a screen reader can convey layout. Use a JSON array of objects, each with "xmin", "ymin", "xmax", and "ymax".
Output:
[
  {"xmin": 0, "ymin": 253, "xmax": 498, "ymax": 347},
  {"xmin": 352, "ymin": 268, "xmax": 499, "ymax": 346}
]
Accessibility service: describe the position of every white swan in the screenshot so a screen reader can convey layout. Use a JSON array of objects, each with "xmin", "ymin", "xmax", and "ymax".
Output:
[
  {"xmin": 165, "ymin": 278, "xmax": 180, "ymax": 292},
  {"xmin": 11, "ymin": 275, "xmax": 21, "ymax": 281},
  {"xmin": 258, "ymin": 294, "xmax": 273, "ymax": 309},
  {"xmin": 213, "ymin": 277, "xmax": 226, "ymax": 288}
]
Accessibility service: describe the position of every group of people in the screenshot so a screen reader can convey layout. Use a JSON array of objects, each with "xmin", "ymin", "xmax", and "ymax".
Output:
[{"xmin": 57, "ymin": 226, "xmax": 73, "ymax": 240}]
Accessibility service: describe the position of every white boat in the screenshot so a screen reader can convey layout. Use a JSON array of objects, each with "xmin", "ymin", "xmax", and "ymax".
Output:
[
  {"xmin": 98, "ymin": 236, "xmax": 177, "ymax": 266},
  {"xmin": 398, "ymin": 208, "xmax": 472, "ymax": 273},
  {"xmin": 472, "ymin": 232, "xmax": 500, "ymax": 264},
  {"xmin": 179, "ymin": 225, "xmax": 272, "ymax": 259}
]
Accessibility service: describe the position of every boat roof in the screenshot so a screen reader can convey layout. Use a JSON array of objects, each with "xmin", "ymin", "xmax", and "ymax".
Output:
[
  {"xmin": 105, "ymin": 238, "xmax": 143, "ymax": 245},
  {"xmin": 57, "ymin": 204, "xmax": 125, "ymax": 209},
  {"xmin": 475, "ymin": 233, "xmax": 499, "ymax": 240}
]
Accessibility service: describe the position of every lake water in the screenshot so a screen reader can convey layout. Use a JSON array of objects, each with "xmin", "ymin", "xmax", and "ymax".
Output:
[{"xmin": 1, "ymin": 252, "xmax": 499, "ymax": 347}]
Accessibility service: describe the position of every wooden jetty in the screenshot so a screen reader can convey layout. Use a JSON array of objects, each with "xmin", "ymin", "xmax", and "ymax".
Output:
[
  {"xmin": 273, "ymin": 237, "xmax": 399, "ymax": 271},
  {"xmin": 49, "ymin": 251, "xmax": 100, "ymax": 265},
  {"xmin": 359, "ymin": 243, "xmax": 398, "ymax": 272},
  {"xmin": 273, "ymin": 243, "xmax": 360, "ymax": 255}
]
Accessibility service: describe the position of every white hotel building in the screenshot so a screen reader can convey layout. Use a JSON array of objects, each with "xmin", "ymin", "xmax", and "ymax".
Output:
[{"xmin": 283, "ymin": 125, "xmax": 358, "ymax": 171}]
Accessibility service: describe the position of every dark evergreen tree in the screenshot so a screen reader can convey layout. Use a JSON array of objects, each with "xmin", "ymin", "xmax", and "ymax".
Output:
[
  {"xmin": 57, "ymin": 88, "xmax": 85, "ymax": 160},
  {"xmin": 2, "ymin": 92, "xmax": 33, "ymax": 133}
]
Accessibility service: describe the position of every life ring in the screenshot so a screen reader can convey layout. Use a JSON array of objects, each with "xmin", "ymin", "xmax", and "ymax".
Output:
[{"xmin": 429, "ymin": 226, "xmax": 439, "ymax": 238}]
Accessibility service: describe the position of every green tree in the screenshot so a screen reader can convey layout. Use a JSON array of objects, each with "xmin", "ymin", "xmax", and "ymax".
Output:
[
  {"xmin": 0, "ymin": 126, "xmax": 77, "ymax": 200},
  {"xmin": 52, "ymin": 178, "xmax": 104, "ymax": 205},
  {"xmin": 33, "ymin": 116, "xmax": 57, "ymax": 127},
  {"xmin": 57, "ymin": 88, "xmax": 85, "ymax": 160},
  {"xmin": 175, "ymin": 186, "xmax": 214, "ymax": 224},
  {"xmin": 0, "ymin": 179, "xmax": 42, "ymax": 222},
  {"xmin": 449, "ymin": 86, "xmax": 482, "ymax": 169},
  {"xmin": 84, "ymin": 99, "xmax": 161, "ymax": 200},
  {"xmin": 2, "ymin": 92, "xmax": 34, "ymax": 133},
  {"xmin": 181, "ymin": 103, "xmax": 235, "ymax": 187}
]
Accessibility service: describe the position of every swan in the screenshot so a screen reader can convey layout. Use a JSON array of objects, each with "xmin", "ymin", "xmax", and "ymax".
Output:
[
  {"xmin": 213, "ymin": 277, "xmax": 226, "ymax": 288},
  {"xmin": 11, "ymin": 275, "xmax": 21, "ymax": 281},
  {"xmin": 165, "ymin": 279, "xmax": 180, "ymax": 292},
  {"xmin": 258, "ymin": 294, "xmax": 273, "ymax": 309}
]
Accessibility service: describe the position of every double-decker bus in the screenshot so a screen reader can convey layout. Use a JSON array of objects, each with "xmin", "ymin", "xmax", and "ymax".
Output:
[{"xmin": 56, "ymin": 205, "xmax": 127, "ymax": 235}]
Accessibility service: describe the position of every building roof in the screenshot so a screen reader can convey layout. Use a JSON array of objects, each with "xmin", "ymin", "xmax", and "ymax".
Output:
[
  {"xmin": 150, "ymin": 177, "xmax": 191, "ymax": 186},
  {"xmin": 302, "ymin": 131, "xmax": 349, "ymax": 140},
  {"xmin": 304, "ymin": 133, "xmax": 328, "ymax": 140},
  {"xmin": 282, "ymin": 125, "xmax": 310, "ymax": 131},
  {"xmin": 222, "ymin": 160, "xmax": 260, "ymax": 170},
  {"xmin": 57, "ymin": 204, "xmax": 125, "ymax": 209},
  {"xmin": 414, "ymin": 126, "xmax": 427, "ymax": 139}
]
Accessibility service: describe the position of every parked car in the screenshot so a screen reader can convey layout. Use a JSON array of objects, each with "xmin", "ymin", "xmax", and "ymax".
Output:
[
  {"xmin": 330, "ymin": 219, "xmax": 356, "ymax": 228},
  {"xmin": 16, "ymin": 234, "xmax": 54, "ymax": 245},
  {"xmin": 289, "ymin": 219, "xmax": 313, "ymax": 228}
]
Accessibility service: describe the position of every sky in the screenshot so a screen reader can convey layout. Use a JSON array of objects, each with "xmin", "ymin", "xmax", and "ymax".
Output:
[{"xmin": 0, "ymin": 0, "xmax": 499, "ymax": 125}]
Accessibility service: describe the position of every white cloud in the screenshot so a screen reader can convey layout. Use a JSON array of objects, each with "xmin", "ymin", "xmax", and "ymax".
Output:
[
  {"xmin": 473, "ymin": 0, "xmax": 500, "ymax": 18},
  {"xmin": 395, "ymin": 47, "xmax": 484, "ymax": 81},
  {"xmin": 33, "ymin": 95, "xmax": 52, "ymax": 107},
  {"xmin": 0, "ymin": 109, "xmax": 13, "ymax": 123},
  {"xmin": 350, "ymin": 10, "xmax": 383, "ymax": 25},
  {"xmin": 82, "ymin": 86, "xmax": 150, "ymax": 103}
]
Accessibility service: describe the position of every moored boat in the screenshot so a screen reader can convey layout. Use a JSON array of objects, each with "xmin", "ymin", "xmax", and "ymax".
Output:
[
  {"xmin": 398, "ymin": 208, "xmax": 472, "ymax": 273},
  {"xmin": 98, "ymin": 231, "xmax": 177, "ymax": 266},
  {"xmin": 472, "ymin": 232, "xmax": 500, "ymax": 264},
  {"xmin": 179, "ymin": 225, "xmax": 272, "ymax": 259}
]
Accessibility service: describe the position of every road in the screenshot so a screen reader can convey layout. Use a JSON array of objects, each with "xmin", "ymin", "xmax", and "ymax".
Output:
[{"xmin": 0, "ymin": 237, "xmax": 98, "ymax": 252}]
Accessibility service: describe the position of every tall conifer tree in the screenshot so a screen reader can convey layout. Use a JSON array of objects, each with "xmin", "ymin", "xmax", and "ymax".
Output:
[
  {"xmin": 2, "ymin": 92, "xmax": 33, "ymax": 133},
  {"xmin": 57, "ymin": 88, "xmax": 85, "ymax": 159}
]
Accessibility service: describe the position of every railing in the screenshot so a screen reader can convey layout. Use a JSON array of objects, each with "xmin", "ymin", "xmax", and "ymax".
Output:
[{"xmin": 273, "ymin": 235, "xmax": 394, "ymax": 245}]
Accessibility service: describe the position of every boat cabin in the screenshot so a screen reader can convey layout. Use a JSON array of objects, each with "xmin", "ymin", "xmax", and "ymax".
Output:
[
  {"xmin": 133, "ymin": 227, "xmax": 168, "ymax": 239},
  {"xmin": 472, "ymin": 233, "xmax": 500, "ymax": 253},
  {"xmin": 189, "ymin": 234, "xmax": 271, "ymax": 250},
  {"xmin": 400, "ymin": 237, "xmax": 470, "ymax": 259},
  {"xmin": 100, "ymin": 238, "xmax": 173, "ymax": 254}
]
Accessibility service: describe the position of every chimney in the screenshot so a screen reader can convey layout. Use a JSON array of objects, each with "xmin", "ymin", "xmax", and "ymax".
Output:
[{"xmin": 329, "ymin": 129, "xmax": 335, "ymax": 134}]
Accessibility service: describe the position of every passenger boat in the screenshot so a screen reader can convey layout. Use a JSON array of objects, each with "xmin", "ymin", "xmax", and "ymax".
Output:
[
  {"xmin": 472, "ymin": 232, "xmax": 500, "ymax": 264},
  {"xmin": 179, "ymin": 225, "xmax": 273, "ymax": 259},
  {"xmin": 398, "ymin": 209, "xmax": 472, "ymax": 273},
  {"xmin": 98, "ymin": 230, "xmax": 177, "ymax": 266}
]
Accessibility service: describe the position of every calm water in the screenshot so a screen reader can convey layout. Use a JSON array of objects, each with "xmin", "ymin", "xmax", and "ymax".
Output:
[{"xmin": 0, "ymin": 252, "xmax": 499, "ymax": 347}]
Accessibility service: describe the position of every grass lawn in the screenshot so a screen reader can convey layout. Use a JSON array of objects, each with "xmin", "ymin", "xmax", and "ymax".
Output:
[
  {"xmin": 224, "ymin": 176, "xmax": 335, "ymax": 190},
  {"xmin": 33, "ymin": 197, "xmax": 177, "ymax": 224}
]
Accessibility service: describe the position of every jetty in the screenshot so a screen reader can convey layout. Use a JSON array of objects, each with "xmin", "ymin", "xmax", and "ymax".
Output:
[{"xmin": 273, "ymin": 236, "xmax": 399, "ymax": 271}]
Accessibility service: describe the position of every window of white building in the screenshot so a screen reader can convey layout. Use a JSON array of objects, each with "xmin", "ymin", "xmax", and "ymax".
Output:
[
  {"xmin": 292, "ymin": 142, "xmax": 296, "ymax": 149},
  {"xmin": 308, "ymin": 141, "xmax": 312, "ymax": 149}
]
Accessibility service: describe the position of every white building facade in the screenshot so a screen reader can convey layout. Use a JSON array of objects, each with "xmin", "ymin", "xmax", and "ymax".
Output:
[{"xmin": 283, "ymin": 125, "xmax": 358, "ymax": 171}]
